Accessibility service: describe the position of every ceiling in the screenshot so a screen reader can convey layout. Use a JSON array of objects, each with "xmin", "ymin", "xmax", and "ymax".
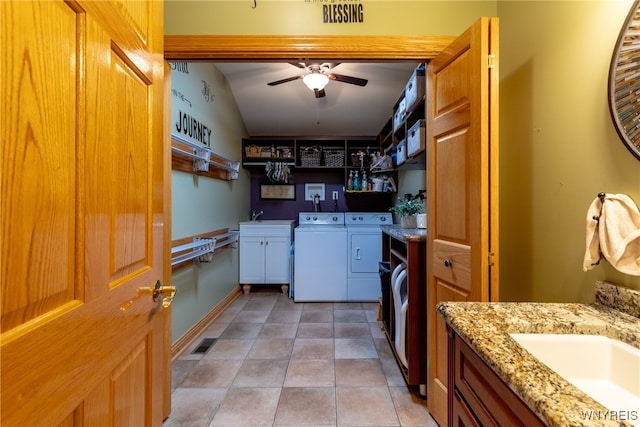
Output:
[{"xmin": 214, "ymin": 62, "xmax": 420, "ymax": 137}]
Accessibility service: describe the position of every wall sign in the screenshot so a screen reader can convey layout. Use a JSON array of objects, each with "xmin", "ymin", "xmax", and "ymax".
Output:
[
  {"xmin": 260, "ymin": 185, "xmax": 296, "ymax": 200},
  {"xmin": 170, "ymin": 62, "xmax": 216, "ymax": 148},
  {"xmin": 306, "ymin": 0, "xmax": 364, "ymax": 24},
  {"xmin": 175, "ymin": 110, "xmax": 212, "ymax": 147}
]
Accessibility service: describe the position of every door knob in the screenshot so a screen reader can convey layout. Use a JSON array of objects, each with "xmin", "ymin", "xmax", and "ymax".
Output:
[
  {"xmin": 444, "ymin": 259, "xmax": 453, "ymax": 268},
  {"xmin": 120, "ymin": 280, "xmax": 176, "ymax": 310}
]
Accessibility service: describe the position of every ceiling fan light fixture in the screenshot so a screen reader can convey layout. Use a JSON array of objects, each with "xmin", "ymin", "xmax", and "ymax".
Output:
[{"xmin": 302, "ymin": 72, "xmax": 329, "ymax": 91}]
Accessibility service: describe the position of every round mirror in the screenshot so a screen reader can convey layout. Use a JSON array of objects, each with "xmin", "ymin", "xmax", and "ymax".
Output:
[{"xmin": 608, "ymin": 0, "xmax": 640, "ymax": 160}]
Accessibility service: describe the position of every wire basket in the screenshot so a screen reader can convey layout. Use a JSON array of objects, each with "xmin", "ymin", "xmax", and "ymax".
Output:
[
  {"xmin": 299, "ymin": 146, "xmax": 322, "ymax": 167},
  {"xmin": 323, "ymin": 150, "xmax": 345, "ymax": 167},
  {"xmin": 245, "ymin": 145, "xmax": 261, "ymax": 157}
]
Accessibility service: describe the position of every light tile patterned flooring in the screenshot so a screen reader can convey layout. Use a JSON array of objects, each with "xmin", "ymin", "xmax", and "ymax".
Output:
[{"xmin": 164, "ymin": 288, "xmax": 437, "ymax": 427}]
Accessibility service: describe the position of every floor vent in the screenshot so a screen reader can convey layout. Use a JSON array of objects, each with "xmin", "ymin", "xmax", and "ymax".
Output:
[{"xmin": 191, "ymin": 338, "xmax": 217, "ymax": 354}]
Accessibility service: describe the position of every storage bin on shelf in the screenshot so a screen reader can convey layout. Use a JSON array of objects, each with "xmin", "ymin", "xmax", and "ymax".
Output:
[
  {"xmin": 245, "ymin": 145, "xmax": 261, "ymax": 157},
  {"xmin": 396, "ymin": 139, "xmax": 406, "ymax": 166},
  {"xmin": 350, "ymin": 151, "xmax": 371, "ymax": 169},
  {"xmin": 299, "ymin": 146, "xmax": 322, "ymax": 167},
  {"xmin": 407, "ymin": 120, "xmax": 425, "ymax": 157},
  {"xmin": 393, "ymin": 97, "xmax": 406, "ymax": 132},
  {"xmin": 260, "ymin": 147, "xmax": 272, "ymax": 158},
  {"xmin": 323, "ymin": 149, "xmax": 345, "ymax": 167},
  {"xmin": 404, "ymin": 65, "xmax": 425, "ymax": 113}
]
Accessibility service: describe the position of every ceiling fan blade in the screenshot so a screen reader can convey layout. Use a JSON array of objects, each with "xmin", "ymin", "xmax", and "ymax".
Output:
[
  {"xmin": 267, "ymin": 75, "xmax": 302, "ymax": 86},
  {"xmin": 328, "ymin": 73, "xmax": 368, "ymax": 87},
  {"xmin": 314, "ymin": 88, "xmax": 326, "ymax": 98}
]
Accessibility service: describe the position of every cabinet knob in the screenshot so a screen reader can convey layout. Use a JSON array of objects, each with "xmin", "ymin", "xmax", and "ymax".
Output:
[{"xmin": 444, "ymin": 259, "xmax": 453, "ymax": 268}]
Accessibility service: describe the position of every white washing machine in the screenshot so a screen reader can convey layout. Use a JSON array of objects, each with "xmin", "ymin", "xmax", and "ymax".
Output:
[
  {"xmin": 294, "ymin": 212, "xmax": 347, "ymax": 302},
  {"xmin": 346, "ymin": 212, "xmax": 392, "ymax": 301}
]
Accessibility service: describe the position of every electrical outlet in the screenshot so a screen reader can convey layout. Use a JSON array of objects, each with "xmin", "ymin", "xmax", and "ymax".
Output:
[{"xmin": 332, "ymin": 191, "xmax": 339, "ymax": 200}]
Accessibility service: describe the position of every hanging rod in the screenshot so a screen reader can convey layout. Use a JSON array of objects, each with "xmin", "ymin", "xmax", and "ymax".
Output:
[
  {"xmin": 171, "ymin": 135, "xmax": 240, "ymax": 178},
  {"xmin": 213, "ymin": 230, "xmax": 239, "ymax": 250},
  {"xmin": 171, "ymin": 237, "xmax": 217, "ymax": 266}
]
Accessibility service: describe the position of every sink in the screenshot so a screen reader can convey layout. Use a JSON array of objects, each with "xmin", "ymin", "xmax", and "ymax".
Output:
[{"xmin": 510, "ymin": 333, "xmax": 640, "ymax": 421}]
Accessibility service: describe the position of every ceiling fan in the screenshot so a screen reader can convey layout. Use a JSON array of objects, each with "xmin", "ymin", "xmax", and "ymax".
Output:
[{"xmin": 267, "ymin": 62, "xmax": 368, "ymax": 98}]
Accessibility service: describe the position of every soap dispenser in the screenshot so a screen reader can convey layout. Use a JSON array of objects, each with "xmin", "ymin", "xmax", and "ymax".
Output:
[
  {"xmin": 347, "ymin": 170, "xmax": 354, "ymax": 191},
  {"xmin": 353, "ymin": 171, "xmax": 360, "ymax": 191}
]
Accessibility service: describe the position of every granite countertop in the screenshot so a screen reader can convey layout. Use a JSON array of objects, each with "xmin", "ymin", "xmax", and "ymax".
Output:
[
  {"xmin": 381, "ymin": 224, "xmax": 427, "ymax": 242},
  {"xmin": 437, "ymin": 282, "xmax": 640, "ymax": 427}
]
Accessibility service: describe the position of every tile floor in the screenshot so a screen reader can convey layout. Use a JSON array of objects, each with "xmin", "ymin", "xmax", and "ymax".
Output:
[{"xmin": 165, "ymin": 288, "xmax": 437, "ymax": 427}]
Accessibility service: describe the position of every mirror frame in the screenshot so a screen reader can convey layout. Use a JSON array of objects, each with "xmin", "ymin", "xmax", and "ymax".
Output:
[{"xmin": 608, "ymin": 0, "xmax": 640, "ymax": 160}]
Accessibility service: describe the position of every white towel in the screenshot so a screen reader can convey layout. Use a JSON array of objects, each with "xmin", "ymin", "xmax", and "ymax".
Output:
[{"xmin": 583, "ymin": 193, "xmax": 640, "ymax": 276}]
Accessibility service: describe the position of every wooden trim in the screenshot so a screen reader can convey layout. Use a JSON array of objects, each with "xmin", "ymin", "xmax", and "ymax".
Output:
[
  {"xmin": 164, "ymin": 35, "xmax": 456, "ymax": 61},
  {"xmin": 170, "ymin": 285, "xmax": 242, "ymax": 360}
]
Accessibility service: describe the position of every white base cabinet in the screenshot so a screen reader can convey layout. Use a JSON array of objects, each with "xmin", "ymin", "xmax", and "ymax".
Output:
[{"xmin": 239, "ymin": 221, "xmax": 294, "ymax": 293}]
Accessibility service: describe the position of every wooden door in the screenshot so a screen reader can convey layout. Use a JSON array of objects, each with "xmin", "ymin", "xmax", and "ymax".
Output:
[
  {"xmin": 425, "ymin": 17, "xmax": 500, "ymax": 427},
  {"xmin": 1, "ymin": 1, "xmax": 169, "ymax": 425}
]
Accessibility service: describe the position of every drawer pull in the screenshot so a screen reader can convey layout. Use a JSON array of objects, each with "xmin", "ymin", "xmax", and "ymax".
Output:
[{"xmin": 444, "ymin": 259, "xmax": 453, "ymax": 268}]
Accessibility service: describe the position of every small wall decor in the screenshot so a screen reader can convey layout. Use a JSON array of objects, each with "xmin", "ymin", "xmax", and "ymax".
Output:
[
  {"xmin": 260, "ymin": 184, "xmax": 296, "ymax": 200},
  {"xmin": 609, "ymin": 0, "xmax": 640, "ymax": 160}
]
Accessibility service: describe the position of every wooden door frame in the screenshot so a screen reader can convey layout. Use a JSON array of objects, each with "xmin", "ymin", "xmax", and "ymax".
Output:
[{"xmin": 163, "ymin": 35, "xmax": 455, "ymax": 61}]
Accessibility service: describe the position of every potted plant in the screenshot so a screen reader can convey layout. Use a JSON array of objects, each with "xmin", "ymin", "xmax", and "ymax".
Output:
[{"xmin": 390, "ymin": 196, "xmax": 425, "ymax": 228}]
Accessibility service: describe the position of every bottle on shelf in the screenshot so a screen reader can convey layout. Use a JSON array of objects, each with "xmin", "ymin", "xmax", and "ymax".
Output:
[
  {"xmin": 362, "ymin": 171, "xmax": 367, "ymax": 192},
  {"xmin": 347, "ymin": 170, "xmax": 354, "ymax": 191},
  {"xmin": 353, "ymin": 171, "xmax": 360, "ymax": 191}
]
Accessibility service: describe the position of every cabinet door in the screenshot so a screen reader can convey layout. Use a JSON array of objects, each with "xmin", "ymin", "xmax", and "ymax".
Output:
[
  {"xmin": 239, "ymin": 237, "xmax": 266, "ymax": 283},
  {"xmin": 426, "ymin": 17, "xmax": 500, "ymax": 427},
  {"xmin": 264, "ymin": 236, "xmax": 291, "ymax": 283}
]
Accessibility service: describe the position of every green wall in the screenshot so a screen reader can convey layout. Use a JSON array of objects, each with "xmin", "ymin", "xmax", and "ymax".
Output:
[
  {"xmin": 170, "ymin": 63, "xmax": 251, "ymax": 342},
  {"xmin": 165, "ymin": 1, "xmax": 497, "ymax": 36},
  {"xmin": 499, "ymin": 1, "xmax": 639, "ymax": 302},
  {"xmin": 166, "ymin": 0, "xmax": 640, "ymax": 340}
]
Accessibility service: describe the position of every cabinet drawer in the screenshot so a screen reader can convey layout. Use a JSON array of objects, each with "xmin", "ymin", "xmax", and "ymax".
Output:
[
  {"xmin": 454, "ymin": 335, "xmax": 545, "ymax": 427},
  {"xmin": 432, "ymin": 240, "xmax": 471, "ymax": 293}
]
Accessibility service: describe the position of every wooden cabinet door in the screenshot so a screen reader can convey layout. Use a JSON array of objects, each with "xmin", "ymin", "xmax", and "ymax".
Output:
[
  {"xmin": 425, "ymin": 17, "xmax": 500, "ymax": 427},
  {"xmin": 1, "ymin": 0, "xmax": 168, "ymax": 425}
]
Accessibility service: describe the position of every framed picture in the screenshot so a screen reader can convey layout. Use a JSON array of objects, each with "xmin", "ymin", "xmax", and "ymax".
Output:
[{"xmin": 260, "ymin": 184, "xmax": 296, "ymax": 200}]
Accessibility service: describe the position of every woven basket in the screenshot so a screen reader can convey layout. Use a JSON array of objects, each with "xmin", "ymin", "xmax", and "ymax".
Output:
[
  {"xmin": 323, "ymin": 150, "xmax": 345, "ymax": 167},
  {"xmin": 300, "ymin": 146, "xmax": 322, "ymax": 167},
  {"xmin": 245, "ymin": 145, "xmax": 261, "ymax": 157}
]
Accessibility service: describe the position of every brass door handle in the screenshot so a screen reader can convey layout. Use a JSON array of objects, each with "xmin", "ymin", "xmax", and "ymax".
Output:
[{"xmin": 121, "ymin": 280, "xmax": 176, "ymax": 310}]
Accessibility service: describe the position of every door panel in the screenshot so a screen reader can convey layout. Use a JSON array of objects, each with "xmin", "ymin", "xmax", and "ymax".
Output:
[
  {"xmin": 350, "ymin": 233, "xmax": 381, "ymax": 273},
  {"xmin": 1, "ymin": 0, "xmax": 167, "ymax": 425},
  {"xmin": 426, "ymin": 17, "xmax": 499, "ymax": 427},
  {"xmin": 1, "ymin": 0, "xmax": 78, "ymax": 333}
]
